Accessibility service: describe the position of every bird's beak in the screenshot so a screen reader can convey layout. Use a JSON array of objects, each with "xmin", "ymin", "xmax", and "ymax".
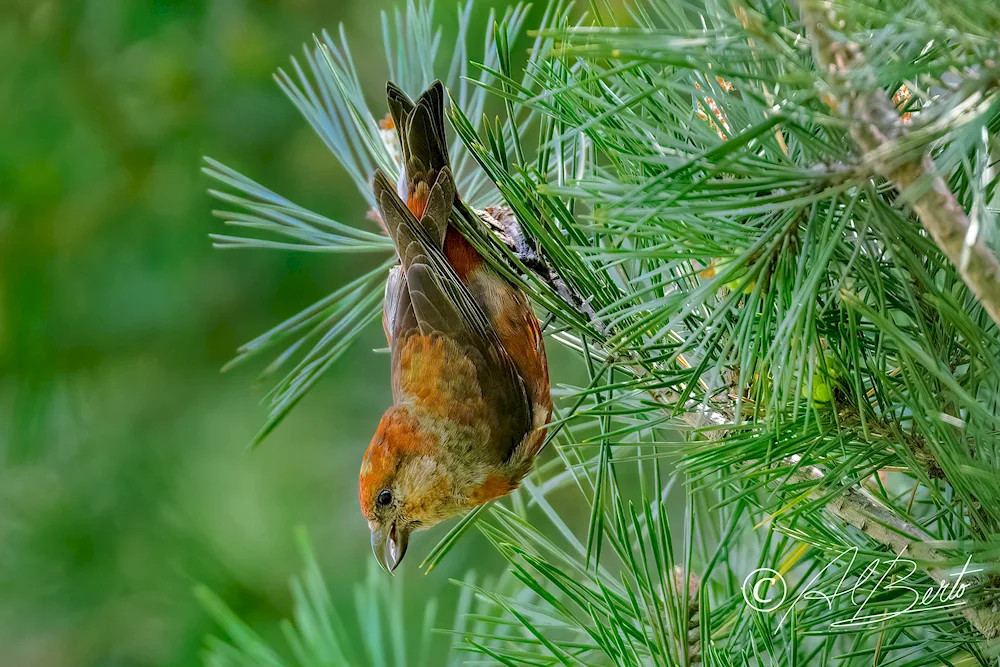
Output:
[{"xmin": 371, "ymin": 521, "xmax": 409, "ymax": 573}]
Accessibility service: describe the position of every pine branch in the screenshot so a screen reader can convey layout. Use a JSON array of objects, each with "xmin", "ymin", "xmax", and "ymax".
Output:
[
  {"xmin": 788, "ymin": 461, "xmax": 1000, "ymax": 642},
  {"xmin": 797, "ymin": 0, "xmax": 1000, "ymax": 641},
  {"xmin": 487, "ymin": 204, "xmax": 1000, "ymax": 642},
  {"xmin": 801, "ymin": 0, "xmax": 1000, "ymax": 330}
]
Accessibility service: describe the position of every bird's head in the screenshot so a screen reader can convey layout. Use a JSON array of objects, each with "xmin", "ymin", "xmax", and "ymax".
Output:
[{"xmin": 359, "ymin": 407, "xmax": 458, "ymax": 572}]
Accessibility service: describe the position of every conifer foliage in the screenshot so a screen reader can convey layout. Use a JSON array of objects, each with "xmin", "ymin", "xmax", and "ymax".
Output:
[{"xmin": 204, "ymin": 0, "xmax": 1000, "ymax": 664}]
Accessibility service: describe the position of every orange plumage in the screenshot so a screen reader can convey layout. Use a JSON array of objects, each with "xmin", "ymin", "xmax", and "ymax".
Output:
[{"xmin": 360, "ymin": 82, "xmax": 552, "ymax": 572}]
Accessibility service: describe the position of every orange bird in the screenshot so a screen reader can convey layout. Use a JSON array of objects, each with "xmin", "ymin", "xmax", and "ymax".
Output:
[{"xmin": 360, "ymin": 82, "xmax": 552, "ymax": 572}]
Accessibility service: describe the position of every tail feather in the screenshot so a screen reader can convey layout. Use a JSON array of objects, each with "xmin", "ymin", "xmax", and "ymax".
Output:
[
  {"xmin": 385, "ymin": 81, "xmax": 451, "ymax": 219},
  {"xmin": 386, "ymin": 82, "xmax": 415, "ymax": 129},
  {"xmin": 404, "ymin": 82, "xmax": 449, "ymax": 175}
]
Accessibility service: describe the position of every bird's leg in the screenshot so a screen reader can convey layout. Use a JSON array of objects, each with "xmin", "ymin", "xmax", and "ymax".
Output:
[
  {"xmin": 478, "ymin": 205, "xmax": 547, "ymax": 274},
  {"xmin": 475, "ymin": 205, "xmax": 604, "ymax": 335}
]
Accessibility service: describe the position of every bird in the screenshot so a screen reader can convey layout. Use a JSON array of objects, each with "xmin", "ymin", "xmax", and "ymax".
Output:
[{"xmin": 359, "ymin": 81, "xmax": 552, "ymax": 573}]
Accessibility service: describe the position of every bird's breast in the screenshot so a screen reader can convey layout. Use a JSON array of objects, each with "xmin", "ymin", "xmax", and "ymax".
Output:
[{"xmin": 396, "ymin": 334, "xmax": 490, "ymax": 428}]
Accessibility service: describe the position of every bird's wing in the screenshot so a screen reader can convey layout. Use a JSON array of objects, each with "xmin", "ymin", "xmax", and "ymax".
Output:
[
  {"xmin": 382, "ymin": 264, "xmax": 403, "ymax": 346},
  {"xmin": 382, "ymin": 264, "xmax": 419, "ymax": 404},
  {"xmin": 375, "ymin": 169, "xmax": 531, "ymax": 462}
]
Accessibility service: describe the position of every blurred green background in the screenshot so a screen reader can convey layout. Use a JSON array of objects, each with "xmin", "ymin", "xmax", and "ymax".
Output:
[{"xmin": 0, "ymin": 1, "xmax": 558, "ymax": 664}]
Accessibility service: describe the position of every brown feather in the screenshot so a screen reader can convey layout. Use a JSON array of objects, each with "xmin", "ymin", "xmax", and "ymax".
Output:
[{"xmin": 443, "ymin": 226, "xmax": 482, "ymax": 281}]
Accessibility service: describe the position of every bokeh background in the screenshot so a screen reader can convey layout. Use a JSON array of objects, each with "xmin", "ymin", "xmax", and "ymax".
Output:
[{"xmin": 0, "ymin": 1, "xmax": 561, "ymax": 665}]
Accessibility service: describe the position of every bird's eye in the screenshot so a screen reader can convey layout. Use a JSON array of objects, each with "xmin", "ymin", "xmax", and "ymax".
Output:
[{"xmin": 376, "ymin": 489, "xmax": 393, "ymax": 507}]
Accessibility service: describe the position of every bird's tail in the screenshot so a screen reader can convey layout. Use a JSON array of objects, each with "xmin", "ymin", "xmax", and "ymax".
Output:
[{"xmin": 386, "ymin": 81, "xmax": 452, "ymax": 226}]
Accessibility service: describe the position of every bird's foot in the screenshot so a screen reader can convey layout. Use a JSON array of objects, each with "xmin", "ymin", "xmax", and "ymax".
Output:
[{"xmin": 478, "ymin": 205, "xmax": 547, "ymax": 274}]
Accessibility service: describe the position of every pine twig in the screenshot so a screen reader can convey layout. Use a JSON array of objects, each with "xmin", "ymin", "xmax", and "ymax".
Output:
[{"xmin": 801, "ymin": 0, "xmax": 1000, "ymax": 330}]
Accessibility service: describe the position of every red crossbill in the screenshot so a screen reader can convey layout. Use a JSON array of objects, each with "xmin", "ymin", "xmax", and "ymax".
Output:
[{"xmin": 360, "ymin": 82, "xmax": 552, "ymax": 572}]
